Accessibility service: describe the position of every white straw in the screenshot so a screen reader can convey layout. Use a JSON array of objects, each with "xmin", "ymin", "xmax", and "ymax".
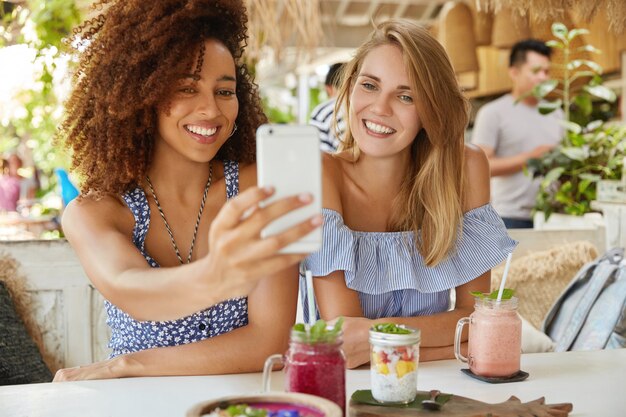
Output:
[
  {"xmin": 305, "ymin": 269, "xmax": 316, "ymax": 326},
  {"xmin": 497, "ymin": 252, "xmax": 513, "ymax": 302}
]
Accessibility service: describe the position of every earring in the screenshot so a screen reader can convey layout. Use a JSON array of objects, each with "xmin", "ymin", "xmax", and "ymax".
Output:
[{"xmin": 228, "ymin": 123, "xmax": 238, "ymax": 138}]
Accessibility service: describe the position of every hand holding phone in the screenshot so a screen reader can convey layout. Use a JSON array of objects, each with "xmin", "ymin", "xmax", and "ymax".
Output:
[{"xmin": 256, "ymin": 124, "xmax": 322, "ymax": 253}]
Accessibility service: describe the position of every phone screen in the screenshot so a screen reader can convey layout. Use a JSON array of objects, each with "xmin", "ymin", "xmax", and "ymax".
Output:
[{"xmin": 256, "ymin": 124, "xmax": 322, "ymax": 254}]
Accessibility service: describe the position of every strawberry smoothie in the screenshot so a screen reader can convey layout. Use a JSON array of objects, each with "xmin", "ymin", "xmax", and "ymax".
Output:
[{"xmin": 456, "ymin": 297, "xmax": 522, "ymax": 378}]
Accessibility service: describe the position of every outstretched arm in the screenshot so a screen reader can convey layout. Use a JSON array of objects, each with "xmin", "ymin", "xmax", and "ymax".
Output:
[
  {"xmin": 477, "ymin": 143, "xmax": 555, "ymax": 177},
  {"xmin": 63, "ymin": 185, "xmax": 319, "ymax": 321},
  {"xmin": 54, "ymin": 263, "xmax": 299, "ymax": 380}
]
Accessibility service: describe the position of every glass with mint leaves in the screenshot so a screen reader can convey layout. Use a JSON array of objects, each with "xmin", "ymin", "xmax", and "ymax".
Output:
[
  {"xmin": 454, "ymin": 289, "xmax": 522, "ymax": 378},
  {"xmin": 262, "ymin": 318, "xmax": 346, "ymax": 415}
]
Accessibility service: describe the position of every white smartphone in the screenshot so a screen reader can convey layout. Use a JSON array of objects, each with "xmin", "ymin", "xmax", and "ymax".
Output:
[{"xmin": 256, "ymin": 124, "xmax": 322, "ymax": 254}]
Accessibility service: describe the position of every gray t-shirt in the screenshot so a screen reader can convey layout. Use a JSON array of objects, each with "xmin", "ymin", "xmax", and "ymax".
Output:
[{"xmin": 471, "ymin": 94, "xmax": 563, "ymax": 220}]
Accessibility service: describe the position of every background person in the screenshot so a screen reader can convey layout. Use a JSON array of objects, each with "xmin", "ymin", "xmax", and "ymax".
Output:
[
  {"xmin": 309, "ymin": 62, "xmax": 346, "ymax": 152},
  {"xmin": 0, "ymin": 153, "xmax": 24, "ymax": 212},
  {"xmin": 471, "ymin": 39, "xmax": 563, "ymax": 229}
]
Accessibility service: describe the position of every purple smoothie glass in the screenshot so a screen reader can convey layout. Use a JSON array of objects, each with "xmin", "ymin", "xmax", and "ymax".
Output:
[{"xmin": 263, "ymin": 328, "xmax": 346, "ymax": 415}]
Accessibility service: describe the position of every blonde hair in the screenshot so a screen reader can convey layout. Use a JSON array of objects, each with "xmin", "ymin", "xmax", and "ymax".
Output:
[{"xmin": 335, "ymin": 19, "xmax": 469, "ymax": 266}]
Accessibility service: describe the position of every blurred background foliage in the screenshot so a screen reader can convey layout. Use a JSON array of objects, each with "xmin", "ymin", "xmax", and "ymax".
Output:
[{"xmin": 1, "ymin": 0, "xmax": 81, "ymax": 196}]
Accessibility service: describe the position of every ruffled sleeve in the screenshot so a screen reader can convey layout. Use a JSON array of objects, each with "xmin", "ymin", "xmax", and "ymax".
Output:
[
  {"xmin": 303, "ymin": 205, "xmax": 517, "ymax": 295},
  {"xmin": 302, "ymin": 209, "xmax": 356, "ymax": 276}
]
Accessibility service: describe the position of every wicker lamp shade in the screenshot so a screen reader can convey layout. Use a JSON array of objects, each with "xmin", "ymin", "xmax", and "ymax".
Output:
[
  {"xmin": 491, "ymin": 7, "xmax": 531, "ymax": 48},
  {"xmin": 467, "ymin": 1, "xmax": 494, "ymax": 46},
  {"xmin": 438, "ymin": 1, "xmax": 480, "ymax": 74}
]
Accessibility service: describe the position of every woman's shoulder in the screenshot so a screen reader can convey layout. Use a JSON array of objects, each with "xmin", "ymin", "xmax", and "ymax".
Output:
[
  {"xmin": 464, "ymin": 143, "xmax": 488, "ymax": 170},
  {"xmin": 62, "ymin": 192, "xmax": 133, "ymax": 239},
  {"xmin": 321, "ymin": 153, "xmax": 346, "ymax": 213},
  {"xmin": 463, "ymin": 144, "xmax": 490, "ymax": 211}
]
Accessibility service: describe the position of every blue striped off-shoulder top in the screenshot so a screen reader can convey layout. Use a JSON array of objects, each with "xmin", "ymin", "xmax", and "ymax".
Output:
[{"xmin": 301, "ymin": 203, "xmax": 517, "ymax": 322}]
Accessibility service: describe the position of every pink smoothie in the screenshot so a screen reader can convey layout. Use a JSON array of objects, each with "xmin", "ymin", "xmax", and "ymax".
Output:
[{"xmin": 467, "ymin": 299, "xmax": 521, "ymax": 377}]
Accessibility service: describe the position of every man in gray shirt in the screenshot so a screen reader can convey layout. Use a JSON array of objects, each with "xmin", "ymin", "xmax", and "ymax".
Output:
[{"xmin": 472, "ymin": 39, "xmax": 563, "ymax": 228}]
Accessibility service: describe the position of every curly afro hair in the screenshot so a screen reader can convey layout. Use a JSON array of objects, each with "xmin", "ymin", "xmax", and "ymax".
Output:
[{"xmin": 60, "ymin": 0, "xmax": 267, "ymax": 195}]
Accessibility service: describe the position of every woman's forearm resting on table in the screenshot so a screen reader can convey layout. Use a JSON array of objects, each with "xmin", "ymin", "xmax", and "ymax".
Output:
[
  {"xmin": 54, "ymin": 318, "xmax": 291, "ymax": 381},
  {"xmin": 336, "ymin": 308, "xmax": 472, "ymax": 368}
]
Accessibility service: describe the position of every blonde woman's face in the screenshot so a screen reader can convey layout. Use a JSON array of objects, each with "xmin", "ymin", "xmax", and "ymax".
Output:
[
  {"xmin": 349, "ymin": 44, "xmax": 421, "ymax": 158},
  {"xmin": 156, "ymin": 39, "xmax": 239, "ymax": 163}
]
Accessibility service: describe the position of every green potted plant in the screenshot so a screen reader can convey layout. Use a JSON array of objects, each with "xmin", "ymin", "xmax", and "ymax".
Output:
[{"xmin": 526, "ymin": 23, "xmax": 626, "ymax": 221}]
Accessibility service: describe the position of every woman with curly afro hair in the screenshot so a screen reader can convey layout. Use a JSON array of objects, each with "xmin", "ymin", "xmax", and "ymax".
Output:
[{"xmin": 54, "ymin": 0, "xmax": 321, "ymax": 381}]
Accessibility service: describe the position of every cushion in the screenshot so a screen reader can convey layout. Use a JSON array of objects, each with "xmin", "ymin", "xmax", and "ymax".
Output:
[
  {"xmin": 521, "ymin": 314, "xmax": 555, "ymax": 353},
  {"xmin": 0, "ymin": 254, "xmax": 52, "ymax": 385},
  {"xmin": 491, "ymin": 241, "xmax": 598, "ymax": 330}
]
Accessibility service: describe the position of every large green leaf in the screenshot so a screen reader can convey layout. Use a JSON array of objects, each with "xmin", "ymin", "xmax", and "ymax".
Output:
[
  {"xmin": 579, "ymin": 173, "xmax": 602, "ymax": 182},
  {"xmin": 567, "ymin": 28, "xmax": 590, "ymax": 40},
  {"xmin": 573, "ymin": 94, "xmax": 592, "ymax": 117},
  {"xmin": 581, "ymin": 60, "xmax": 603, "ymax": 73},
  {"xmin": 541, "ymin": 167, "xmax": 565, "ymax": 187},
  {"xmin": 585, "ymin": 120, "xmax": 604, "ymax": 131},
  {"xmin": 576, "ymin": 44, "xmax": 601, "ymax": 54},
  {"xmin": 551, "ymin": 22, "xmax": 568, "ymax": 41},
  {"xmin": 546, "ymin": 39, "xmax": 563, "ymax": 49},
  {"xmin": 571, "ymin": 71, "xmax": 597, "ymax": 83},
  {"xmin": 578, "ymin": 179, "xmax": 592, "ymax": 194},
  {"xmin": 567, "ymin": 60, "xmax": 603, "ymax": 73},
  {"xmin": 351, "ymin": 390, "xmax": 452, "ymax": 409},
  {"xmin": 533, "ymin": 79, "xmax": 559, "ymax": 98},
  {"xmin": 561, "ymin": 146, "xmax": 589, "ymax": 161},
  {"xmin": 538, "ymin": 99, "xmax": 562, "ymax": 114},
  {"xmin": 558, "ymin": 120, "xmax": 583, "ymax": 134},
  {"xmin": 584, "ymin": 85, "xmax": 617, "ymax": 102}
]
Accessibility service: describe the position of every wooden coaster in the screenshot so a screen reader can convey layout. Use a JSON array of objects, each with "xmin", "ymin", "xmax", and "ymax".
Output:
[{"xmin": 461, "ymin": 368, "xmax": 530, "ymax": 383}]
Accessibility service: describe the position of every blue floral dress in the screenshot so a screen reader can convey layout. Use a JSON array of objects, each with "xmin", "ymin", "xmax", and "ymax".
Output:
[{"xmin": 105, "ymin": 160, "xmax": 248, "ymax": 358}]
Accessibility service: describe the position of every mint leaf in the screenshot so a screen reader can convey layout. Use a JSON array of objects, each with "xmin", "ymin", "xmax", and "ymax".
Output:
[
  {"xmin": 470, "ymin": 289, "xmax": 515, "ymax": 300},
  {"xmin": 332, "ymin": 317, "xmax": 344, "ymax": 335},
  {"xmin": 371, "ymin": 323, "xmax": 411, "ymax": 334},
  {"xmin": 293, "ymin": 318, "xmax": 344, "ymax": 343},
  {"xmin": 488, "ymin": 288, "xmax": 515, "ymax": 300}
]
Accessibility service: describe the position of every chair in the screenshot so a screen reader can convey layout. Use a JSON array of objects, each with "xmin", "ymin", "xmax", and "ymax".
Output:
[{"xmin": 0, "ymin": 252, "xmax": 53, "ymax": 384}]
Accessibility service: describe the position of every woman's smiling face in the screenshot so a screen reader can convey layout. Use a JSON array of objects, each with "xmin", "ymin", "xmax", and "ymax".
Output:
[
  {"xmin": 156, "ymin": 39, "xmax": 239, "ymax": 163},
  {"xmin": 349, "ymin": 43, "xmax": 421, "ymax": 159}
]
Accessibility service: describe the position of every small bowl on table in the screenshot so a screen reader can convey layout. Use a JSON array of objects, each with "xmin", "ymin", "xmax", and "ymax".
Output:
[{"xmin": 187, "ymin": 392, "xmax": 342, "ymax": 417}]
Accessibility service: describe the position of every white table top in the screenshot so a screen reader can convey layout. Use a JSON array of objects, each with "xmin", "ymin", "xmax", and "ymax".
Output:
[{"xmin": 1, "ymin": 349, "xmax": 624, "ymax": 417}]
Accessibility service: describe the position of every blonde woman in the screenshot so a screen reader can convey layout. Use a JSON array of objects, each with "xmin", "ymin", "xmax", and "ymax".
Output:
[{"xmin": 303, "ymin": 19, "xmax": 517, "ymax": 368}]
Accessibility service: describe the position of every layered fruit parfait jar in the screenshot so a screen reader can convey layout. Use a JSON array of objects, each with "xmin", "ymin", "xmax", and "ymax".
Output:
[{"xmin": 369, "ymin": 323, "xmax": 421, "ymax": 404}]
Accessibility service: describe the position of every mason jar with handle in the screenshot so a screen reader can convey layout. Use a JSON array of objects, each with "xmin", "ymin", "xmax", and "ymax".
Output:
[
  {"xmin": 454, "ymin": 296, "xmax": 522, "ymax": 377},
  {"xmin": 262, "ymin": 327, "xmax": 346, "ymax": 415}
]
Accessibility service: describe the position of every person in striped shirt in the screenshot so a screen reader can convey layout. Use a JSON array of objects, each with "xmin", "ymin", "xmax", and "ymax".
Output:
[
  {"xmin": 302, "ymin": 19, "xmax": 517, "ymax": 368},
  {"xmin": 309, "ymin": 62, "xmax": 346, "ymax": 152}
]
